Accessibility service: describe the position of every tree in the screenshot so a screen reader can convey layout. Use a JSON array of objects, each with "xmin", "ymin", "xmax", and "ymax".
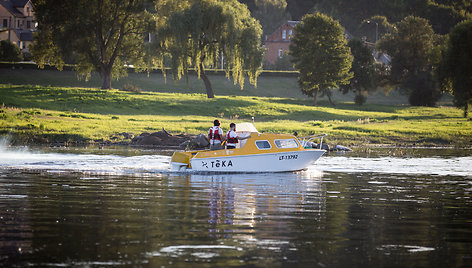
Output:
[
  {"xmin": 32, "ymin": 0, "xmax": 153, "ymax": 89},
  {"xmin": 377, "ymin": 16, "xmax": 442, "ymax": 106},
  {"xmin": 340, "ymin": 39, "xmax": 376, "ymax": 105},
  {"xmin": 437, "ymin": 20, "xmax": 472, "ymax": 117},
  {"xmin": 286, "ymin": 0, "xmax": 318, "ymax": 20},
  {"xmin": 158, "ymin": 0, "xmax": 264, "ymax": 98},
  {"xmin": 0, "ymin": 40, "xmax": 23, "ymax": 62},
  {"xmin": 252, "ymin": 0, "xmax": 290, "ymax": 37},
  {"xmin": 289, "ymin": 13, "xmax": 353, "ymax": 106}
]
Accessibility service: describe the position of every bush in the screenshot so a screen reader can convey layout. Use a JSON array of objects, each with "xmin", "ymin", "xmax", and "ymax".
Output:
[
  {"xmin": 405, "ymin": 73, "xmax": 441, "ymax": 106},
  {"xmin": 0, "ymin": 40, "xmax": 23, "ymax": 62},
  {"xmin": 121, "ymin": 83, "xmax": 141, "ymax": 93},
  {"xmin": 354, "ymin": 94, "xmax": 367, "ymax": 106}
]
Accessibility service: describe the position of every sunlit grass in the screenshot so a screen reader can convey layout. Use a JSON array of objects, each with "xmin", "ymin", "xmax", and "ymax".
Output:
[{"xmin": 0, "ymin": 84, "xmax": 470, "ymax": 146}]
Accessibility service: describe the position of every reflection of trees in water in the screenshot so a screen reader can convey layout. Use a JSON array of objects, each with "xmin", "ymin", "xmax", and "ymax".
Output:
[{"xmin": 193, "ymin": 172, "xmax": 325, "ymax": 241}]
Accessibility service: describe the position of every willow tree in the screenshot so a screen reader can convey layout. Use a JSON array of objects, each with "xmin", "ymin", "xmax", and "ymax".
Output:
[
  {"xmin": 32, "ymin": 0, "xmax": 153, "ymax": 89},
  {"xmin": 159, "ymin": 0, "xmax": 264, "ymax": 98},
  {"xmin": 289, "ymin": 13, "xmax": 353, "ymax": 106}
]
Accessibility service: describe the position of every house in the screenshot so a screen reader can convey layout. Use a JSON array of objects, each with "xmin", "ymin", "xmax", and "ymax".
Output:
[
  {"xmin": 0, "ymin": 0, "xmax": 35, "ymax": 52},
  {"xmin": 264, "ymin": 20, "xmax": 299, "ymax": 64},
  {"xmin": 264, "ymin": 20, "xmax": 354, "ymax": 65}
]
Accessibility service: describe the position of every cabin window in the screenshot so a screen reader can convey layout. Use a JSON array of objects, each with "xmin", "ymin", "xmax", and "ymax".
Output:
[
  {"xmin": 275, "ymin": 139, "xmax": 299, "ymax": 149},
  {"xmin": 282, "ymin": 29, "xmax": 286, "ymax": 39},
  {"xmin": 255, "ymin": 140, "xmax": 271, "ymax": 150}
]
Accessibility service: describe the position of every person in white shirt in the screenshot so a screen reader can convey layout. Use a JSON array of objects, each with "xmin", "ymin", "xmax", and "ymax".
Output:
[
  {"xmin": 225, "ymin": 123, "xmax": 249, "ymax": 149},
  {"xmin": 208, "ymin": 119, "xmax": 224, "ymax": 150}
]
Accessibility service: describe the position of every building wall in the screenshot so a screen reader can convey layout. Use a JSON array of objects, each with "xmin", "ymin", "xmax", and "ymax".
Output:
[
  {"xmin": 264, "ymin": 41, "xmax": 290, "ymax": 64},
  {"xmin": 0, "ymin": 5, "xmax": 12, "ymax": 30},
  {"xmin": 0, "ymin": 29, "xmax": 19, "ymax": 43}
]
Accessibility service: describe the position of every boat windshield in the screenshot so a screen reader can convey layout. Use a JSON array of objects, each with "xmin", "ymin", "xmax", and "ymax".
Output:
[{"xmin": 274, "ymin": 139, "xmax": 299, "ymax": 149}]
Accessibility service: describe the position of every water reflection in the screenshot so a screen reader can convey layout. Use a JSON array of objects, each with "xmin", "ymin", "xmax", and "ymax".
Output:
[{"xmin": 189, "ymin": 172, "xmax": 325, "ymax": 242}]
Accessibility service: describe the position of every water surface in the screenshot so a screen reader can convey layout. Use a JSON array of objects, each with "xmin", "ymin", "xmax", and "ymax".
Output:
[{"xmin": 1, "ymin": 145, "xmax": 471, "ymax": 267}]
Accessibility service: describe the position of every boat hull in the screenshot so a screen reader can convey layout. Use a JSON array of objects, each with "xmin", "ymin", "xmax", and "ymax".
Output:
[{"xmin": 188, "ymin": 149, "xmax": 325, "ymax": 173}]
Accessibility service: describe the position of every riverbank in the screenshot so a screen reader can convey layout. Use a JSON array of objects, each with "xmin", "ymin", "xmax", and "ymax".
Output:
[{"xmin": 1, "ymin": 84, "xmax": 471, "ymax": 148}]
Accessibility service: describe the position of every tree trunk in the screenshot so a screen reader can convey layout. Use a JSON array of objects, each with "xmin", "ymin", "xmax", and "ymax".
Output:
[
  {"xmin": 464, "ymin": 102, "xmax": 469, "ymax": 118},
  {"xmin": 100, "ymin": 67, "xmax": 112, "ymax": 89},
  {"xmin": 313, "ymin": 88, "xmax": 319, "ymax": 106},
  {"xmin": 200, "ymin": 62, "xmax": 214, "ymax": 98},
  {"xmin": 327, "ymin": 90, "xmax": 336, "ymax": 106}
]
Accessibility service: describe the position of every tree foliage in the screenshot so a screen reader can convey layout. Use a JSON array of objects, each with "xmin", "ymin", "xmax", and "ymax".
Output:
[
  {"xmin": 377, "ymin": 16, "xmax": 443, "ymax": 106},
  {"xmin": 289, "ymin": 13, "xmax": 352, "ymax": 106},
  {"xmin": 437, "ymin": 20, "xmax": 472, "ymax": 117},
  {"xmin": 340, "ymin": 39, "xmax": 376, "ymax": 105},
  {"xmin": 31, "ymin": 0, "xmax": 153, "ymax": 89},
  {"xmin": 311, "ymin": 0, "xmax": 469, "ymax": 36},
  {"xmin": 251, "ymin": 0, "xmax": 290, "ymax": 37},
  {"xmin": 0, "ymin": 40, "xmax": 23, "ymax": 62},
  {"xmin": 158, "ymin": 0, "xmax": 264, "ymax": 98}
]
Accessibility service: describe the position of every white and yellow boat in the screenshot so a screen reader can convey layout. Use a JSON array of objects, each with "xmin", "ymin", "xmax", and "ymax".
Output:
[{"xmin": 171, "ymin": 123, "xmax": 326, "ymax": 173}]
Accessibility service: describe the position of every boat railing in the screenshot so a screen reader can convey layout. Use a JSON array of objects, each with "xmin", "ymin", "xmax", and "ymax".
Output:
[{"xmin": 298, "ymin": 133, "xmax": 328, "ymax": 149}]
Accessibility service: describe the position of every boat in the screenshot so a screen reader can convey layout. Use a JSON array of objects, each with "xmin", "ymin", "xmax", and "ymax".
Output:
[{"xmin": 170, "ymin": 123, "xmax": 326, "ymax": 173}]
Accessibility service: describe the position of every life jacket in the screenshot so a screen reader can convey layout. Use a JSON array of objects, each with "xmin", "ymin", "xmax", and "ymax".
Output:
[
  {"xmin": 226, "ymin": 130, "xmax": 238, "ymax": 144},
  {"xmin": 209, "ymin": 126, "xmax": 222, "ymax": 142}
]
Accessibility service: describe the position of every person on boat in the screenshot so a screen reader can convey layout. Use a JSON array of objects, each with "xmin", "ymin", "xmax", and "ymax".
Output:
[
  {"xmin": 208, "ymin": 119, "xmax": 224, "ymax": 150},
  {"xmin": 226, "ymin": 123, "xmax": 249, "ymax": 149}
]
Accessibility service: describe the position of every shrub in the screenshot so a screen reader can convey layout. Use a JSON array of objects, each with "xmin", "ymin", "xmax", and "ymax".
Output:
[
  {"xmin": 406, "ymin": 74, "xmax": 442, "ymax": 106},
  {"xmin": 354, "ymin": 94, "xmax": 367, "ymax": 106},
  {"xmin": 121, "ymin": 83, "xmax": 141, "ymax": 93},
  {"xmin": 0, "ymin": 40, "xmax": 23, "ymax": 62}
]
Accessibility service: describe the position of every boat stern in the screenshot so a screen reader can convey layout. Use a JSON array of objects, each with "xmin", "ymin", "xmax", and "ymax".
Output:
[{"xmin": 171, "ymin": 151, "xmax": 192, "ymax": 171}]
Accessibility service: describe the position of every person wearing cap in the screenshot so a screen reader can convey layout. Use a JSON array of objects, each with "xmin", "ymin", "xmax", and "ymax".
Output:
[
  {"xmin": 225, "ymin": 123, "xmax": 249, "ymax": 149},
  {"xmin": 208, "ymin": 119, "xmax": 224, "ymax": 150}
]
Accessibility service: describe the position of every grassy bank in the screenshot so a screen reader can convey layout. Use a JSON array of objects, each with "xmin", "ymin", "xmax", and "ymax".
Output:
[
  {"xmin": 1, "ymin": 84, "xmax": 470, "ymax": 147},
  {"xmin": 0, "ymin": 67, "xmax": 420, "ymax": 105}
]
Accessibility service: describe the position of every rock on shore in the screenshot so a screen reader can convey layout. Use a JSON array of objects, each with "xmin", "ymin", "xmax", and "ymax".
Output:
[{"xmin": 130, "ymin": 129, "xmax": 209, "ymax": 148}]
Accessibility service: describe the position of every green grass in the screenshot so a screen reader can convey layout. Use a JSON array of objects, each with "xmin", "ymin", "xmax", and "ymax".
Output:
[
  {"xmin": 0, "ymin": 68, "xmax": 424, "ymax": 104},
  {"xmin": 1, "ymin": 84, "xmax": 470, "ymax": 147}
]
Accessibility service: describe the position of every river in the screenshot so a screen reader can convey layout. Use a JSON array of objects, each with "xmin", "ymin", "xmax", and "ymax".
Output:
[{"xmin": 0, "ymin": 144, "xmax": 471, "ymax": 267}]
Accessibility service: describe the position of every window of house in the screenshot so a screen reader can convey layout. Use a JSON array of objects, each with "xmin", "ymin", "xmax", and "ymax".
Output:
[
  {"xmin": 27, "ymin": 21, "xmax": 31, "ymax": 29},
  {"xmin": 282, "ymin": 29, "xmax": 287, "ymax": 39},
  {"xmin": 17, "ymin": 20, "xmax": 20, "ymax": 28},
  {"xmin": 255, "ymin": 140, "xmax": 271, "ymax": 150},
  {"xmin": 275, "ymin": 139, "xmax": 299, "ymax": 149},
  {"xmin": 27, "ymin": 7, "xmax": 30, "ymax": 16},
  {"xmin": 288, "ymin": 29, "xmax": 293, "ymax": 39},
  {"xmin": 278, "ymin": 48, "xmax": 283, "ymax": 58},
  {"xmin": 2, "ymin": 19, "xmax": 7, "ymax": 28}
]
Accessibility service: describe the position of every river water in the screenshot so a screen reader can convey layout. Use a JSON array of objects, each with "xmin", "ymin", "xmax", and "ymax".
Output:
[{"xmin": 0, "ymin": 144, "xmax": 471, "ymax": 267}]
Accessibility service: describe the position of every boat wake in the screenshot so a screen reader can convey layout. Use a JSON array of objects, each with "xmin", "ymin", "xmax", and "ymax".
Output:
[{"xmin": 0, "ymin": 144, "xmax": 171, "ymax": 176}]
